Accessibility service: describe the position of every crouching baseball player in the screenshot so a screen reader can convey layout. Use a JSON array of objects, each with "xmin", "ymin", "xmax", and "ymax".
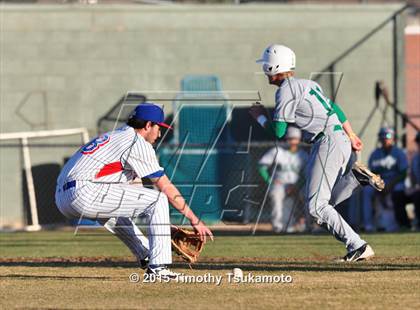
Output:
[
  {"xmin": 251, "ymin": 44, "xmax": 385, "ymax": 262},
  {"xmin": 55, "ymin": 103, "xmax": 213, "ymax": 279}
]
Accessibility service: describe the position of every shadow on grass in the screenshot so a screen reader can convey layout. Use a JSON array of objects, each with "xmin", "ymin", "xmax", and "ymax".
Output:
[
  {"xmin": 0, "ymin": 274, "xmax": 113, "ymax": 281},
  {"xmin": 2, "ymin": 259, "xmax": 420, "ymax": 272},
  {"xmin": 187, "ymin": 260, "xmax": 420, "ymax": 272}
]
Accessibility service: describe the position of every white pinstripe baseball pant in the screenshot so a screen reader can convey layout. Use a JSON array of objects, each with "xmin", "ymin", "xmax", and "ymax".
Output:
[{"xmin": 55, "ymin": 181, "xmax": 172, "ymax": 265}]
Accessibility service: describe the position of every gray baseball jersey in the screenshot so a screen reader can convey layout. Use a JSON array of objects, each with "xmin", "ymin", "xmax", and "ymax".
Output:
[
  {"xmin": 272, "ymin": 77, "xmax": 365, "ymax": 253},
  {"xmin": 273, "ymin": 77, "xmax": 341, "ymax": 142}
]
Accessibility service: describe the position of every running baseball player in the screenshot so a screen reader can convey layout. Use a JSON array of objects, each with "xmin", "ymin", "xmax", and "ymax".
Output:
[
  {"xmin": 258, "ymin": 127, "xmax": 308, "ymax": 233},
  {"xmin": 250, "ymin": 44, "xmax": 385, "ymax": 262},
  {"xmin": 55, "ymin": 103, "xmax": 213, "ymax": 279}
]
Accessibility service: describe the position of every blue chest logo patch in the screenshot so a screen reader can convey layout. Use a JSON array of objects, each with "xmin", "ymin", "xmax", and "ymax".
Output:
[{"xmin": 81, "ymin": 134, "xmax": 110, "ymax": 155}]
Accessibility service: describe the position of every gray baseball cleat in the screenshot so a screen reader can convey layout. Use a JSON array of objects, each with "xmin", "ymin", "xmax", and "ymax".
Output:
[
  {"xmin": 339, "ymin": 244, "xmax": 375, "ymax": 262},
  {"xmin": 352, "ymin": 162, "xmax": 385, "ymax": 191}
]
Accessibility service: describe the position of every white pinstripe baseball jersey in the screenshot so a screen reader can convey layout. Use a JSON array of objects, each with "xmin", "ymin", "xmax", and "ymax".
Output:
[
  {"xmin": 57, "ymin": 126, "xmax": 164, "ymax": 186},
  {"xmin": 55, "ymin": 108, "xmax": 173, "ymax": 266},
  {"xmin": 56, "ymin": 164, "xmax": 172, "ymax": 265}
]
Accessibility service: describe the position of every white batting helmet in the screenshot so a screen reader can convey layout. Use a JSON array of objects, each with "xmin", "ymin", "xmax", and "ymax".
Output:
[
  {"xmin": 256, "ymin": 44, "xmax": 296, "ymax": 76},
  {"xmin": 286, "ymin": 127, "xmax": 301, "ymax": 139}
]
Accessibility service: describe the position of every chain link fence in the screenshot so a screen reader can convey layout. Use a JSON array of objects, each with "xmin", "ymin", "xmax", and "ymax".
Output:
[{"xmin": 0, "ymin": 94, "xmax": 355, "ymax": 233}]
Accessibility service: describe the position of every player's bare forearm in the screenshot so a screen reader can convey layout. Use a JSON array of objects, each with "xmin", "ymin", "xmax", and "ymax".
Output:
[
  {"xmin": 153, "ymin": 175, "xmax": 213, "ymax": 241},
  {"xmin": 153, "ymin": 175, "xmax": 197, "ymax": 222},
  {"xmin": 342, "ymin": 120, "xmax": 355, "ymax": 137},
  {"xmin": 343, "ymin": 120, "xmax": 363, "ymax": 151}
]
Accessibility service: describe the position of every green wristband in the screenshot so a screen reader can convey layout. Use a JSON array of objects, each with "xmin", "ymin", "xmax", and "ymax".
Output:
[
  {"xmin": 273, "ymin": 121, "xmax": 288, "ymax": 139},
  {"xmin": 258, "ymin": 166, "xmax": 271, "ymax": 184}
]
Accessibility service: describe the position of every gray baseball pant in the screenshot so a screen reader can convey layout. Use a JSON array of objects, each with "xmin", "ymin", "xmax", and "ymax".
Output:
[{"xmin": 306, "ymin": 129, "xmax": 366, "ymax": 252}]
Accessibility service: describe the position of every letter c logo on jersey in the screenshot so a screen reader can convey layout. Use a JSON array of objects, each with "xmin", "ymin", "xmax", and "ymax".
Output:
[{"xmin": 81, "ymin": 134, "xmax": 110, "ymax": 155}]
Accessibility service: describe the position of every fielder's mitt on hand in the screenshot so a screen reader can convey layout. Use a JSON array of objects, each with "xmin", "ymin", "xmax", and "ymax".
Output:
[{"xmin": 171, "ymin": 226, "xmax": 204, "ymax": 263}]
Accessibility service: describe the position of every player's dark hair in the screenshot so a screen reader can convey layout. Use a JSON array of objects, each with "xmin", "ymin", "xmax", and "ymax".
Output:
[{"xmin": 127, "ymin": 117, "xmax": 156, "ymax": 129}]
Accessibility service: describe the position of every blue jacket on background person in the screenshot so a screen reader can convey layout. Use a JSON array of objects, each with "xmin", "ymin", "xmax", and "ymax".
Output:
[{"xmin": 363, "ymin": 128, "xmax": 409, "ymax": 232}]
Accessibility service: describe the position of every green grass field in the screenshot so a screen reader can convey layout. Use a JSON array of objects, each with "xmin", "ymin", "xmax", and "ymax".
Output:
[{"xmin": 1, "ymin": 231, "xmax": 419, "ymax": 309}]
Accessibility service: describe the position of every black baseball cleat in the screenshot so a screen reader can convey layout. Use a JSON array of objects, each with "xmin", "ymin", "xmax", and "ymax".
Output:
[
  {"xmin": 139, "ymin": 258, "xmax": 149, "ymax": 270},
  {"xmin": 339, "ymin": 243, "xmax": 375, "ymax": 262},
  {"xmin": 352, "ymin": 162, "xmax": 385, "ymax": 191}
]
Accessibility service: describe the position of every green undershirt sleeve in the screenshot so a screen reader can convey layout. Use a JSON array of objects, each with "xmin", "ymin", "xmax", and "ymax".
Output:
[
  {"xmin": 258, "ymin": 165, "xmax": 271, "ymax": 184},
  {"xmin": 330, "ymin": 101, "xmax": 347, "ymax": 123},
  {"xmin": 272, "ymin": 121, "xmax": 288, "ymax": 139}
]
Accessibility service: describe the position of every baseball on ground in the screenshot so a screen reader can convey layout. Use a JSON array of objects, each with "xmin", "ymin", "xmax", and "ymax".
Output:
[{"xmin": 232, "ymin": 268, "xmax": 243, "ymax": 278}]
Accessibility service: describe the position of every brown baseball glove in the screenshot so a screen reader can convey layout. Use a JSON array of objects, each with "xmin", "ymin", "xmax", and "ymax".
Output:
[{"xmin": 171, "ymin": 226, "xmax": 204, "ymax": 263}]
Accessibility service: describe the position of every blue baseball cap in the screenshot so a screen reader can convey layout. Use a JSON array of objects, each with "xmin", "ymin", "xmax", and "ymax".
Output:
[
  {"xmin": 378, "ymin": 127, "xmax": 394, "ymax": 140},
  {"xmin": 131, "ymin": 103, "xmax": 172, "ymax": 129}
]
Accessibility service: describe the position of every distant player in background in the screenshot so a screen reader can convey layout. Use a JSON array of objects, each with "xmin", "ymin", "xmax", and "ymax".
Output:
[
  {"xmin": 55, "ymin": 103, "xmax": 213, "ymax": 279},
  {"xmin": 250, "ymin": 44, "xmax": 384, "ymax": 262},
  {"xmin": 363, "ymin": 127, "xmax": 409, "ymax": 231},
  {"xmin": 258, "ymin": 127, "xmax": 308, "ymax": 233},
  {"xmin": 409, "ymin": 132, "xmax": 420, "ymax": 230}
]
